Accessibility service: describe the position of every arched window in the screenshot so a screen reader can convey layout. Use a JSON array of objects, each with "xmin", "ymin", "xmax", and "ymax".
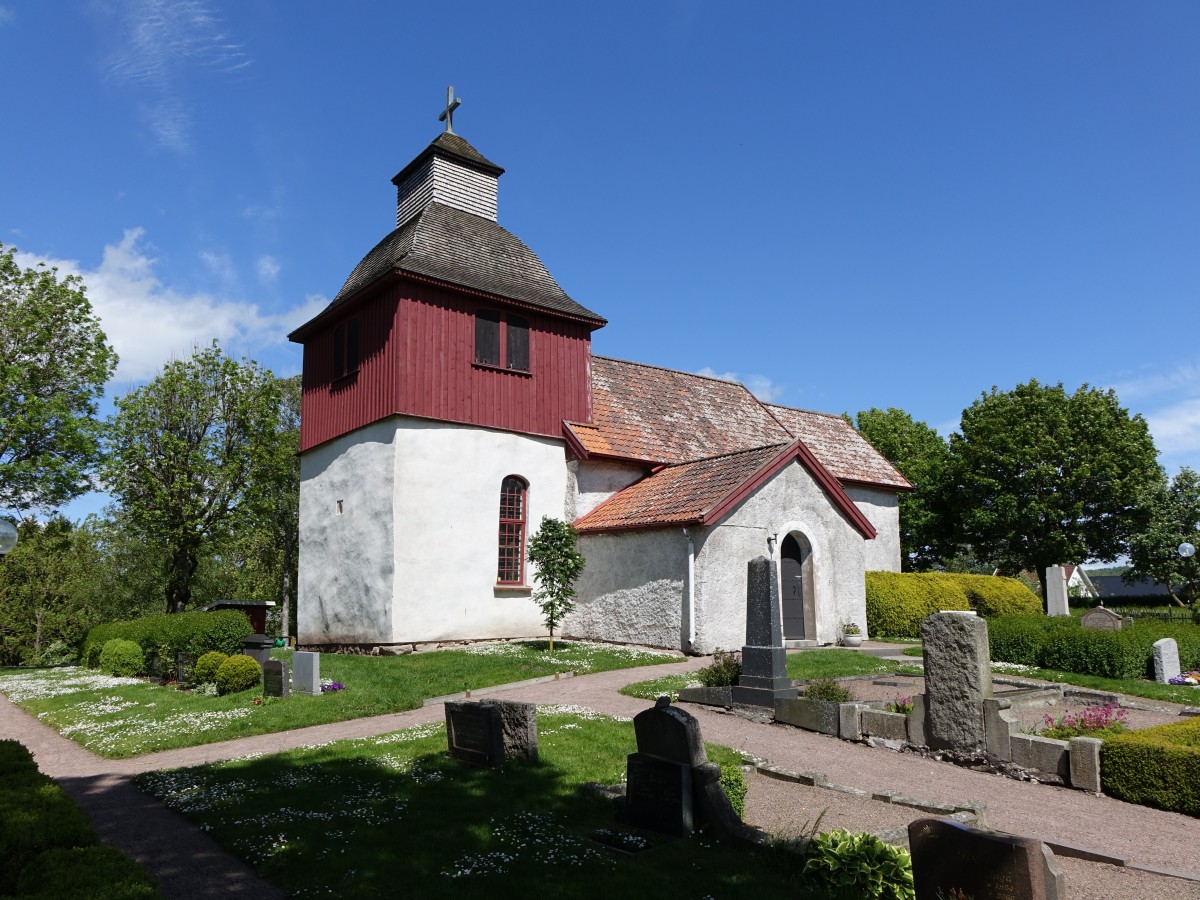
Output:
[{"xmin": 497, "ymin": 476, "xmax": 528, "ymax": 584}]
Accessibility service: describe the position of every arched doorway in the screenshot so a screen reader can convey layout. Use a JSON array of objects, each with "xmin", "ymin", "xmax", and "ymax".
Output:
[{"xmin": 780, "ymin": 533, "xmax": 812, "ymax": 640}]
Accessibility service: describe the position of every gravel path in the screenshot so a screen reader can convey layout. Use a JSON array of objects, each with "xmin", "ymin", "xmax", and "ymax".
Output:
[{"xmin": 3, "ymin": 653, "xmax": 1200, "ymax": 899}]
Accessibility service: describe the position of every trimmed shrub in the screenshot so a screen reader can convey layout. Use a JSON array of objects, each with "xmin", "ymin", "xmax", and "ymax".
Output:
[
  {"xmin": 99, "ymin": 639, "xmax": 145, "ymax": 678},
  {"xmin": 215, "ymin": 654, "xmax": 261, "ymax": 695},
  {"xmin": 1101, "ymin": 718, "xmax": 1200, "ymax": 816},
  {"xmin": 193, "ymin": 651, "xmax": 229, "ymax": 685},
  {"xmin": 697, "ymin": 649, "xmax": 742, "ymax": 687},
  {"xmin": 866, "ymin": 572, "xmax": 1041, "ymax": 638},
  {"xmin": 82, "ymin": 609, "xmax": 253, "ymax": 674},
  {"xmin": 0, "ymin": 781, "xmax": 97, "ymax": 894},
  {"xmin": 0, "ymin": 740, "xmax": 40, "ymax": 788},
  {"xmin": 14, "ymin": 845, "xmax": 163, "ymax": 900},
  {"xmin": 986, "ymin": 616, "xmax": 1057, "ymax": 666},
  {"xmin": 803, "ymin": 828, "xmax": 915, "ymax": 900}
]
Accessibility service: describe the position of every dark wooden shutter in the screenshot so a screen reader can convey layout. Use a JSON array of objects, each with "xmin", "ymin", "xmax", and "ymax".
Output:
[
  {"xmin": 346, "ymin": 318, "xmax": 360, "ymax": 372},
  {"xmin": 475, "ymin": 311, "xmax": 500, "ymax": 366},
  {"xmin": 506, "ymin": 315, "xmax": 529, "ymax": 371},
  {"xmin": 333, "ymin": 323, "xmax": 345, "ymax": 377}
]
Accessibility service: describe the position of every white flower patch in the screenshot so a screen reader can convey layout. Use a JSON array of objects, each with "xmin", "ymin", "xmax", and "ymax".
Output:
[
  {"xmin": 0, "ymin": 668, "xmax": 143, "ymax": 703},
  {"xmin": 369, "ymin": 722, "xmax": 445, "ymax": 744},
  {"xmin": 536, "ymin": 704, "xmax": 631, "ymax": 723},
  {"xmin": 58, "ymin": 707, "xmax": 254, "ymax": 754},
  {"xmin": 442, "ymin": 811, "xmax": 611, "ymax": 878},
  {"xmin": 992, "ymin": 662, "xmax": 1039, "ymax": 674},
  {"xmin": 462, "ymin": 641, "xmax": 676, "ymax": 671}
]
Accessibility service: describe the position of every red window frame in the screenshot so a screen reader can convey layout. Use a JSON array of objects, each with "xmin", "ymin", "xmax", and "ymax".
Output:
[{"xmin": 497, "ymin": 476, "xmax": 528, "ymax": 584}]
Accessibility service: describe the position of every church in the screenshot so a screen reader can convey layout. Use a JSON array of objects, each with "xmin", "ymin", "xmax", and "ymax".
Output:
[{"xmin": 289, "ymin": 97, "xmax": 910, "ymax": 655}]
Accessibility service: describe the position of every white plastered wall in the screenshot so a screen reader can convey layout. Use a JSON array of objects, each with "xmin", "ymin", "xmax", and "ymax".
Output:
[
  {"xmin": 564, "ymin": 459, "xmax": 646, "ymax": 519},
  {"xmin": 298, "ymin": 416, "xmax": 570, "ymax": 645},
  {"xmin": 567, "ymin": 529, "xmax": 686, "ymax": 650},
  {"xmin": 691, "ymin": 460, "xmax": 869, "ymax": 653},
  {"xmin": 298, "ymin": 419, "xmax": 398, "ymax": 643},
  {"xmin": 845, "ymin": 485, "xmax": 902, "ymax": 572}
]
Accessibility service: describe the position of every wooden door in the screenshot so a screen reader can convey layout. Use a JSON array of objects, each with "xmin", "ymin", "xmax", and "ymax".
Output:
[{"xmin": 780, "ymin": 534, "xmax": 806, "ymax": 639}]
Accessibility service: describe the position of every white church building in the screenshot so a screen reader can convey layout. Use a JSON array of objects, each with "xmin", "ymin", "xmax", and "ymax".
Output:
[{"xmin": 289, "ymin": 108, "xmax": 910, "ymax": 655}]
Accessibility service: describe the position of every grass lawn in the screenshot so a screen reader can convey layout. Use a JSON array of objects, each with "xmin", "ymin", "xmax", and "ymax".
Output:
[
  {"xmin": 0, "ymin": 641, "xmax": 680, "ymax": 758},
  {"xmin": 620, "ymin": 650, "xmax": 909, "ymax": 701},
  {"xmin": 136, "ymin": 708, "xmax": 828, "ymax": 899}
]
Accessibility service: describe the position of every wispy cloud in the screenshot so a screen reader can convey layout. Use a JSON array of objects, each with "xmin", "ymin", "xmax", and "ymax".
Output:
[
  {"xmin": 0, "ymin": 7, "xmax": 15, "ymax": 27},
  {"xmin": 1107, "ymin": 358, "xmax": 1200, "ymax": 474},
  {"xmin": 256, "ymin": 255, "xmax": 280, "ymax": 283},
  {"xmin": 99, "ymin": 0, "xmax": 250, "ymax": 151},
  {"xmin": 695, "ymin": 367, "xmax": 785, "ymax": 403},
  {"xmin": 14, "ymin": 230, "xmax": 322, "ymax": 385}
]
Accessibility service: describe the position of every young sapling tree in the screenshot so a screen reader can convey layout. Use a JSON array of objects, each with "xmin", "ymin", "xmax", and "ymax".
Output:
[{"xmin": 527, "ymin": 516, "xmax": 585, "ymax": 652}]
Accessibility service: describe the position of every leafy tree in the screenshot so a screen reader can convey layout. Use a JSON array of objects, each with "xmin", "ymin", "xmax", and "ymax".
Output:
[
  {"xmin": 102, "ymin": 342, "xmax": 285, "ymax": 614},
  {"xmin": 853, "ymin": 408, "xmax": 950, "ymax": 571},
  {"xmin": 527, "ymin": 516, "xmax": 586, "ymax": 652},
  {"xmin": 0, "ymin": 244, "xmax": 117, "ymax": 513},
  {"xmin": 944, "ymin": 380, "xmax": 1163, "ymax": 601},
  {"xmin": 1127, "ymin": 467, "xmax": 1200, "ymax": 606}
]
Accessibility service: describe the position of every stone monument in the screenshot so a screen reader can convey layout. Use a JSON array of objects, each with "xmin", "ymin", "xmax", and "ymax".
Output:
[
  {"xmin": 444, "ymin": 699, "xmax": 538, "ymax": 767},
  {"xmin": 625, "ymin": 697, "xmax": 745, "ymax": 840},
  {"xmin": 1044, "ymin": 566, "xmax": 1069, "ymax": 617},
  {"xmin": 730, "ymin": 556, "xmax": 798, "ymax": 708},
  {"xmin": 1153, "ymin": 637, "xmax": 1181, "ymax": 684},
  {"xmin": 293, "ymin": 651, "xmax": 320, "ymax": 695},
  {"xmin": 919, "ymin": 612, "xmax": 992, "ymax": 752},
  {"xmin": 908, "ymin": 818, "xmax": 1065, "ymax": 900},
  {"xmin": 262, "ymin": 659, "xmax": 290, "ymax": 699},
  {"xmin": 1080, "ymin": 605, "xmax": 1124, "ymax": 631}
]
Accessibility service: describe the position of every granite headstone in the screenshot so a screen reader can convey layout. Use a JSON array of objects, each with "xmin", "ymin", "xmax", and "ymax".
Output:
[
  {"xmin": 1044, "ymin": 566, "xmax": 1069, "ymax": 617},
  {"xmin": 1153, "ymin": 637, "xmax": 1181, "ymax": 684},
  {"xmin": 730, "ymin": 556, "xmax": 798, "ymax": 708},
  {"xmin": 1080, "ymin": 606, "xmax": 1124, "ymax": 631},
  {"xmin": 444, "ymin": 699, "xmax": 538, "ymax": 767},
  {"xmin": 263, "ymin": 659, "xmax": 290, "ymax": 699},
  {"xmin": 293, "ymin": 651, "xmax": 320, "ymax": 695},
  {"xmin": 908, "ymin": 818, "xmax": 1064, "ymax": 900},
  {"xmin": 920, "ymin": 612, "xmax": 992, "ymax": 752}
]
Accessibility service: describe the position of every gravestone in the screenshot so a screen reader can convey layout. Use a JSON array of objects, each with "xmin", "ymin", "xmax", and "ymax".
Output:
[
  {"xmin": 730, "ymin": 556, "xmax": 798, "ymax": 708},
  {"xmin": 1153, "ymin": 638, "xmax": 1181, "ymax": 684},
  {"xmin": 444, "ymin": 699, "xmax": 538, "ymax": 767},
  {"xmin": 908, "ymin": 818, "xmax": 1064, "ymax": 900},
  {"xmin": 625, "ymin": 697, "xmax": 744, "ymax": 840},
  {"xmin": 1080, "ymin": 605, "xmax": 1124, "ymax": 631},
  {"xmin": 1044, "ymin": 566, "xmax": 1069, "ymax": 617},
  {"xmin": 262, "ymin": 659, "xmax": 290, "ymax": 699},
  {"xmin": 920, "ymin": 612, "xmax": 992, "ymax": 752},
  {"xmin": 293, "ymin": 651, "xmax": 320, "ymax": 695}
]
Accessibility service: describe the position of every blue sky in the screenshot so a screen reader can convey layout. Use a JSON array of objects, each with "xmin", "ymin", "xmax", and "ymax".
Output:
[{"xmin": 3, "ymin": 2, "xmax": 1199, "ymax": 521}]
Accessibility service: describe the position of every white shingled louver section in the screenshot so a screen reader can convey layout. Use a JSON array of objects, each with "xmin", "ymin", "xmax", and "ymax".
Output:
[{"xmin": 396, "ymin": 156, "xmax": 498, "ymax": 226}]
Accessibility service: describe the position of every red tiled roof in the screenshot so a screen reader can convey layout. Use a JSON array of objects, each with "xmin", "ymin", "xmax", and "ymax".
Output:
[
  {"xmin": 766, "ymin": 406, "xmax": 911, "ymax": 491},
  {"xmin": 573, "ymin": 441, "xmax": 878, "ymax": 539},
  {"xmin": 574, "ymin": 444, "xmax": 788, "ymax": 533},
  {"xmin": 564, "ymin": 357, "xmax": 910, "ymax": 490}
]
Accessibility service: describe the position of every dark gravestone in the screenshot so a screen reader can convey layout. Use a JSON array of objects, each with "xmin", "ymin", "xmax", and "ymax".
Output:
[
  {"xmin": 444, "ymin": 699, "xmax": 538, "ymax": 767},
  {"xmin": 626, "ymin": 697, "xmax": 745, "ymax": 840},
  {"xmin": 908, "ymin": 818, "xmax": 1065, "ymax": 900},
  {"xmin": 263, "ymin": 659, "xmax": 290, "ymax": 699},
  {"xmin": 731, "ymin": 556, "xmax": 798, "ymax": 708}
]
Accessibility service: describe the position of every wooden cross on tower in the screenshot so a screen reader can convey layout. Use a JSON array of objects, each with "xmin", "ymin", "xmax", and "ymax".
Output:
[{"xmin": 438, "ymin": 86, "xmax": 461, "ymax": 134}]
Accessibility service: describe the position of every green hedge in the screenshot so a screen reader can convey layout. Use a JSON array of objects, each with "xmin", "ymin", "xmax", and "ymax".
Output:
[
  {"xmin": 1101, "ymin": 718, "xmax": 1200, "ymax": 816},
  {"xmin": 82, "ymin": 609, "xmax": 254, "ymax": 674},
  {"xmin": 986, "ymin": 616, "xmax": 1200, "ymax": 679},
  {"xmin": 99, "ymin": 639, "xmax": 145, "ymax": 678},
  {"xmin": 0, "ymin": 741, "xmax": 162, "ymax": 898},
  {"xmin": 865, "ymin": 572, "xmax": 1041, "ymax": 638}
]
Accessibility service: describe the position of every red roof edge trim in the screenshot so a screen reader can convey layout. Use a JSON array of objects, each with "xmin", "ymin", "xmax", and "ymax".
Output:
[
  {"xmin": 288, "ymin": 271, "xmax": 399, "ymax": 343},
  {"xmin": 561, "ymin": 422, "xmax": 591, "ymax": 461},
  {"xmin": 839, "ymin": 477, "xmax": 916, "ymax": 494},
  {"xmin": 702, "ymin": 440, "xmax": 878, "ymax": 540}
]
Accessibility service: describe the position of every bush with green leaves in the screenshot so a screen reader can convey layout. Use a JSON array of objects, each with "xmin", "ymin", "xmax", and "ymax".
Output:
[
  {"xmin": 98, "ymin": 639, "xmax": 145, "ymax": 678},
  {"xmin": 698, "ymin": 649, "xmax": 742, "ymax": 687},
  {"xmin": 82, "ymin": 609, "xmax": 252, "ymax": 674},
  {"xmin": 215, "ymin": 653, "xmax": 261, "ymax": 695},
  {"xmin": 193, "ymin": 651, "xmax": 229, "ymax": 685},
  {"xmin": 802, "ymin": 829, "xmax": 915, "ymax": 900},
  {"xmin": 719, "ymin": 763, "xmax": 748, "ymax": 818},
  {"xmin": 803, "ymin": 678, "xmax": 851, "ymax": 703},
  {"xmin": 1101, "ymin": 718, "xmax": 1200, "ymax": 816},
  {"xmin": 866, "ymin": 571, "xmax": 1041, "ymax": 638}
]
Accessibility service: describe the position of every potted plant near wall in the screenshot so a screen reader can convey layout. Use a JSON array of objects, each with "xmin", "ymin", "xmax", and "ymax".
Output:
[{"xmin": 841, "ymin": 620, "xmax": 863, "ymax": 648}]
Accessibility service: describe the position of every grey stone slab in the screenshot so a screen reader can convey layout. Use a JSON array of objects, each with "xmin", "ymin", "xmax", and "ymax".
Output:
[
  {"xmin": 676, "ymin": 685, "xmax": 732, "ymax": 707},
  {"xmin": 860, "ymin": 709, "xmax": 908, "ymax": 742},
  {"xmin": 839, "ymin": 702, "xmax": 869, "ymax": 741},
  {"xmin": 293, "ymin": 651, "xmax": 320, "ymax": 695},
  {"xmin": 1153, "ymin": 637, "xmax": 1181, "ymax": 684},
  {"xmin": 1045, "ymin": 566, "xmax": 1069, "ymax": 617},
  {"xmin": 1068, "ymin": 736, "xmax": 1102, "ymax": 792},
  {"xmin": 626, "ymin": 752, "xmax": 693, "ymax": 837},
  {"xmin": 262, "ymin": 660, "xmax": 289, "ymax": 699},
  {"xmin": 906, "ymin": 694, "xmax": 928, "ymax": 747},
  {"xmin": 1080, "ymin": 606, "xmax": 1125, "ymax": 631},
  {"xmin": 1010, "ymin": 734, "xmax": 1070, "ymax": 781},
  {"xmin": 920, "ymin": 612, "xmax": 992, "ymax": 752},
  {"xmin": 984, "ymin": 698, "xmax": 1019, "ymax": 761},
  {"xmin": 774, "ymin": 698, "xmax": 841, "ymax": 736},
  {"xmin": 909, "ymin": 818, "xmax": 1065, "ymax": 900},
  {"xmin": 444, "ymin": 699, "xmax": 538, "ymax": 767}
]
